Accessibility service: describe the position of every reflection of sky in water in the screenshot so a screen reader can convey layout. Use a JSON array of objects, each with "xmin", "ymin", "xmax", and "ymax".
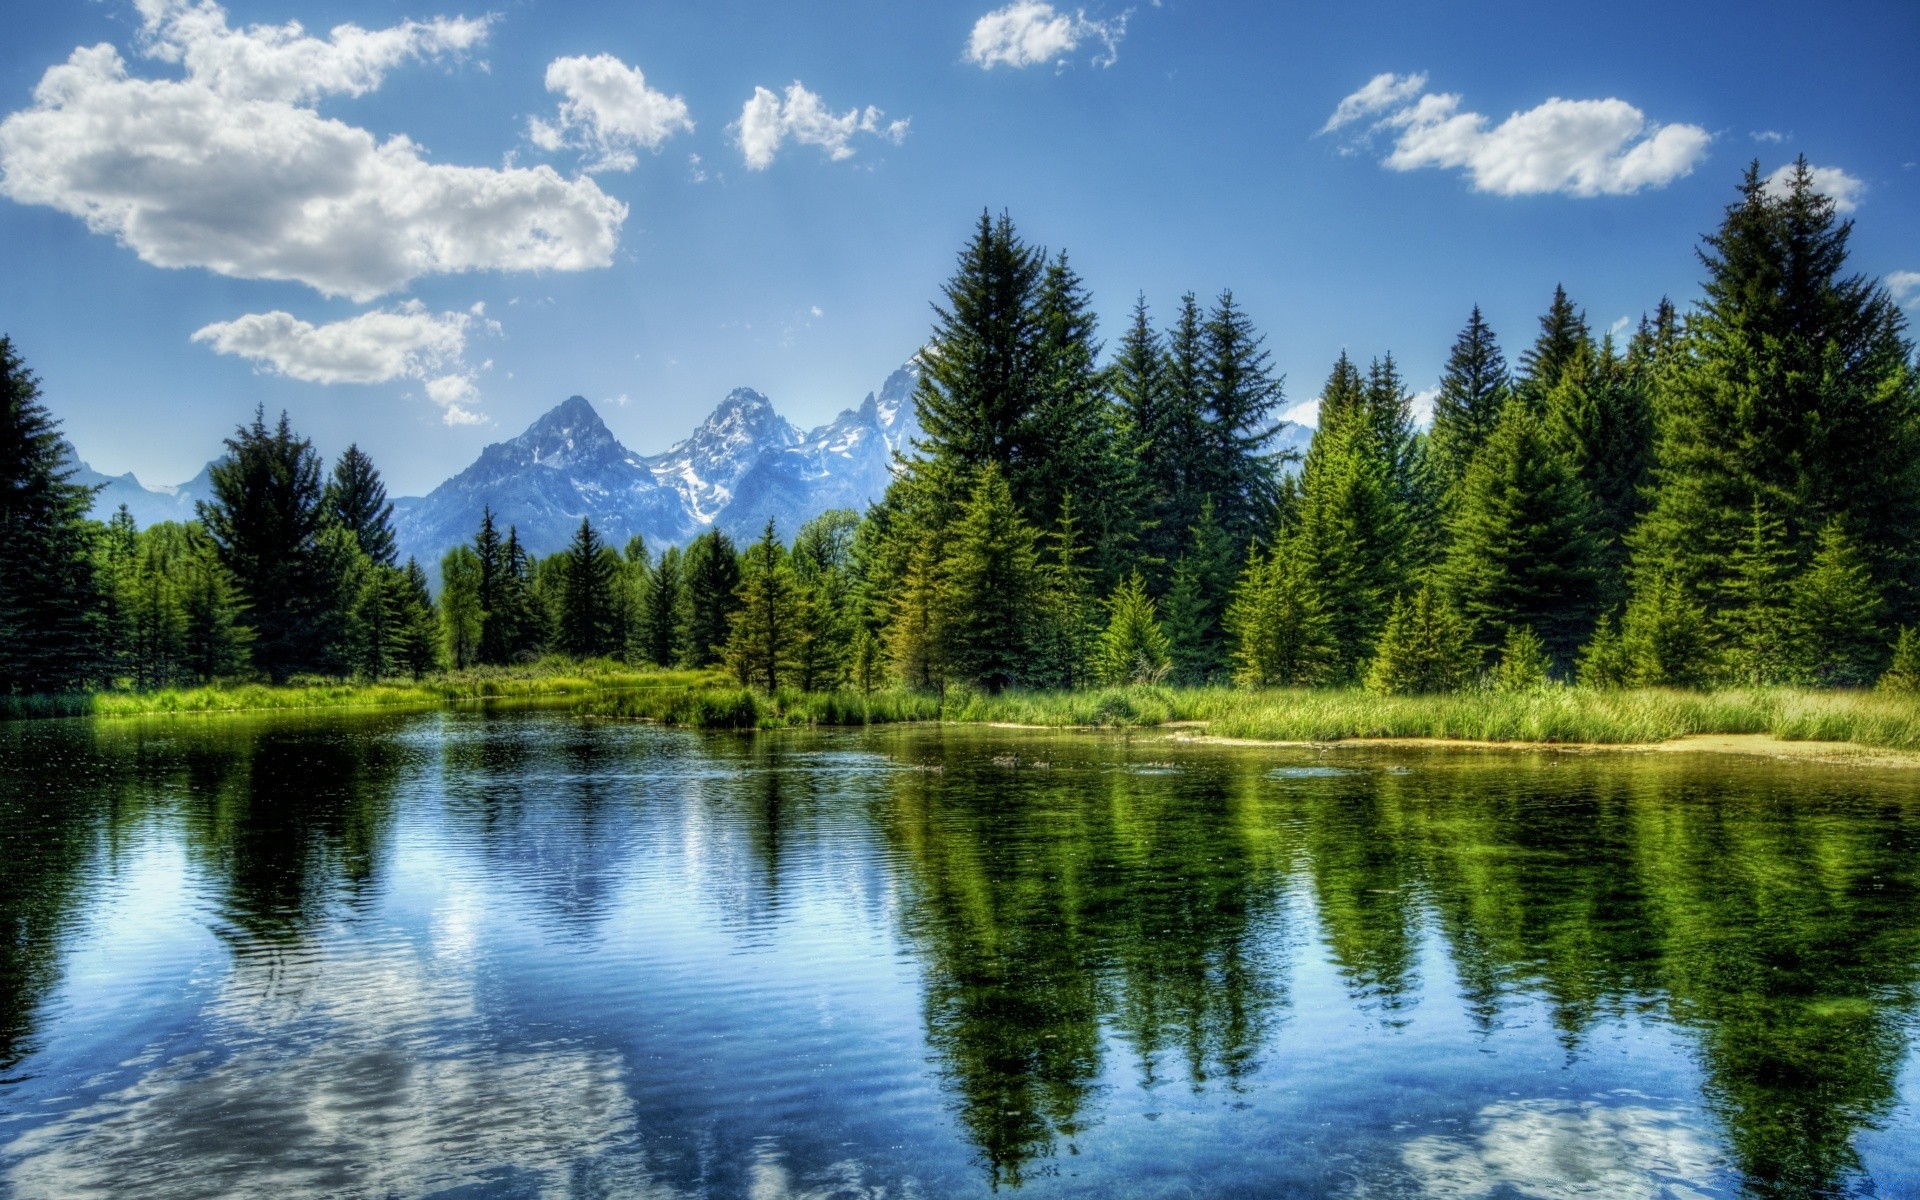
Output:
[{"xmin": 3, "ymin": 716, "xmax": 1919, "ymax": 1198}]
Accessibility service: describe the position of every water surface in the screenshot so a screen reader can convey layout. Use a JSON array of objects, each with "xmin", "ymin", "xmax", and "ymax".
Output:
[{"xmin": 3, "ymin": 709, "xmax": 1918, "ymax": 1198}]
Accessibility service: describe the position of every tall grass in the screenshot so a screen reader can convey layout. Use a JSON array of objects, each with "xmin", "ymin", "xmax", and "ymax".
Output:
[{"xmin": 1, "ymin": 660, "xmax": 726, "ymax": 722}]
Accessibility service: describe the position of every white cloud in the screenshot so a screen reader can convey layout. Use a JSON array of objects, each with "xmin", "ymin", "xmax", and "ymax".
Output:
[
  {"xmin": 1750, "ymin": 129, "xmax": 1788, "ymax": 143},
  {"xmin": 732, "ymin": 82, "xmax": 907, "ymax": 170},
  {"xmin": 1764, "ymin": 161, "xmax": 1866, "ymax": 213},
  {"xmin": 1321, "ymin": 71, "xmax": 1428, "ymax": 134},
  {"xmin": 1280, "ymin": 397, "xmax": 1321, "ymax": 428},
  {"xmin": 527, "ymin": 53, "xmax": 692, "ymax": 173},
  {"xmin": 1408, "ymin": 386, "xmax": 1438, "ymax": 428},
  {"xmin": 966, "ymin": 1, "xmax": 1125, "ymax": 70},
  {"xmin": 0, "ymin": 0, "xmax": 627, "ymax": 301},
  {"xmin": 1887, "ymin": 271, "xmax": 1920, "ymax": 307},
  {"xmin": 1401, "ymin": 1098, "xmax": 1723, "ymax": 1200},
  {"xmin": 1324, "ymin": 75, "xmax": 1711, "ymax": 197},
  {"xmin": 193, "ymin": 301, "xmax": 500, "ymax": 424}
]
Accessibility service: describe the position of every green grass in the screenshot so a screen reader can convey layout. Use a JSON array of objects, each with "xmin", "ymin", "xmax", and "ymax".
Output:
[{"xmin": 1, "ymin": 660, "xmax": 727, "ymax": 721}]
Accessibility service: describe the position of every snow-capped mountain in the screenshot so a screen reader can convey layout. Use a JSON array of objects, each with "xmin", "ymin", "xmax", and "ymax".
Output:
[
  {"xmin": 62, "ymin": 442, "xmax": 216, "ymax": 527},
  {"xmin": 392, "ymin": 362, "xmax": 923, "ymax": 570}
]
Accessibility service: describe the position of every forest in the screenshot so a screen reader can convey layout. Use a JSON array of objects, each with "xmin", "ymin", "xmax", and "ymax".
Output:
[{"xmin": 3, "ymin": 160, "xmax": 1918, "ymax": 707}]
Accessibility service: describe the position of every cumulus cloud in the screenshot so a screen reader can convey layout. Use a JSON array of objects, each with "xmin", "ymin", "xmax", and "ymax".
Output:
[
  {"xmin": 966, "ymin": 1, "xmax": 1125, "ymax": 69},
  {"xmin": 1323, "ymin": 74, "xmax": 1711, "ymax": 197},
  {"xmin": 0, "ymin": 0, "xmax": 627, "ymax": 301},
  {"xmin": 1764, "ymin": 161, "xmax": 1866, "ymax": 213},
  {"xmin": 1886, "ymin": 271, "xmax": 1920, "ymax": 307},
  {"xmin": 192, "ymin": 300, "xmax": 499, "ymax": 425},
  {"xmin": 732, "ymin": 82, "xmax": 907, "ymax": 170},
  {"xmin": 528, "ymin": 53, "xmax": 693, "ymax": 173},
  {"xmin": 1400, "ymin": 1097, "xmax": 1724, "ymax": 1200}
]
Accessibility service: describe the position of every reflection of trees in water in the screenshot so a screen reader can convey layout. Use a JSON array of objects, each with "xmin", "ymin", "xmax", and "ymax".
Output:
[
  {"xmin": 1314, "ymin": 755, "xmax": 1920, "ymax": 1200},
  {"xmin": 879, "ymin": 741, "xmax": 1292, "ymax": 1187}
]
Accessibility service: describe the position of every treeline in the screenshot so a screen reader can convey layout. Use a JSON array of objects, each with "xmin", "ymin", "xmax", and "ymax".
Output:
[{"xmin": 2, "ymin": 160, "xmax": 1917, "ymax": 699}]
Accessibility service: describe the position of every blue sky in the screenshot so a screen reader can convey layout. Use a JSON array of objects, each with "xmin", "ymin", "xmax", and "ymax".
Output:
[{"xmin": 2, "ymin": 0, "xmax": 1914, "ymax": 495}]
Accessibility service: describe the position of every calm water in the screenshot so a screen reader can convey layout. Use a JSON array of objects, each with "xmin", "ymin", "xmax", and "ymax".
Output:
[{"xmin": 2, "ymin": 709, "xmax": 1919, "ymax": 1199}]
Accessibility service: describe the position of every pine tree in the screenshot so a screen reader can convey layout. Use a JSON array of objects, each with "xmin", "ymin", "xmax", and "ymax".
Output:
[
  {"xmin": 638, "ymin": 545, "xmax": 686, "ymax": 667},
  {"xmin": 1880, "ymin": 628, "xmax": 1920, "ymax": 694},
  {"xmin": 472, "ymin": 509, "xmax": 510, "ymax": 664},
  {"xmin": 943, "ymin": 464, "xmax": 1040, "ymax": 690},
  {"xmin": 1428, "ymin": 306, "xmax": 1511, "ymax": 507},
  {"xmin": 888, "ymin": 533, "xmax": 953, "ymax": 692},
  {"xmin": 1516, "ymin": 285, "xmax": 1591, "ymax": 413},
  {"xmin": 1159, "ymin": 499, "xmax": 1236, "ymax": 683},
  {"xmin": 94, "ymin": 505, "xmax": 140, "ymax": 681},
  {"xmin": 557, "ymin": 518, "xmax": 620, "ymax": 659},
  {"xmin": 725, "ymin": 519, "xmax": 802, "ymax": 691},
  {"xmin": 1788, "ymin": 519, "xmax": 1884, "ymax": 686},
  {"xmin": 122, "ymin": 522, "xmax": 189, "ymax": 688},
  {"xmin": 393, "ymin": 558, "xmax": 442, "ymax": 678},
  {"xmin": 324, "ymin": 444, "xmax": 396, "ymax": 566},
  {"xmin": 1719, "ymin": 499, "xmax": 1796, "ymax": 685},
  {"xmin": 1576, "ymin": 614, "xmax": 1631, "ymax": 689},
  {"xmin": 1541, "ymin": 336, "xmax": 1653, "ymax": 606},
  {"xmin": 1441, "ymin": 400, "xmax": 1602, "ymax": 667},
  {"xmin": 1491, "ymin": 625, "xmax": 1553, "ymax": 693},
  {"xmin": 1112, "ymin": 295, "xmax": 1176, "ymax": 580},
  {"xmin": 1094, "ymin": 571, "xmax": 1172, "ymax": 686},
  {"xmin": 179, "ymin": 528, "xmax": 250, "ymax": 683},
  {"xmin": 0, "ymin": 338, "xmax": 103, "ymax": 693},
  {"xmin": 682, "ymin": 529, "xmax": 742, "ymax": 667},
  {"xmin": 1158, "ymin": 292, "xmax": 1212, "ymax": 553},
  {"xmin": 440, "ymin": 546, "xmax": 483, "ymax": 669},
  {"xmin": 1225, "ymin": 540, "xmax": 1336, "ymax": 688},
  {"xmin": 790, "ymin": 510, "xmax": 860, "ymax": 691},
  {"xmin": 1363, "ymin": 353, "xmax": 1438, "ymax": 563},
  {"xmin": 198, "ymin": 408, "xmax": 333, "ymax": 683},
  {"xmin": 1197, "ymin": 290, "xmax": 1285, "ymax": 545},
  {"xmin": 1629, "ymin": 161, "xmax": 1920, "ymax": 628},
  {"xmin": 1290, "ymin": 407, "xmax": 1407, "ymax": 678},
  {"xmin": 1621, "ymin": 574, "xmax": 1714, "ymax": 688},
  {"xmin": 1365, "ymin": 585, "xmax": 1476, "ymax": 696},
  {"xmin": 1028, "ymin": 500, "xmax": 1097, "ymax": 688}
]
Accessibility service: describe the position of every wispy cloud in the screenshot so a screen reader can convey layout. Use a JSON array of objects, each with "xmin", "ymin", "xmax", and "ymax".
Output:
[
  {"xmin": 966, "ymin": 1, "xmax": 1126, "ymax": 70},
  {"xmin": 732, "ymin": 82, "xmax": 907, "ymax": 170}
]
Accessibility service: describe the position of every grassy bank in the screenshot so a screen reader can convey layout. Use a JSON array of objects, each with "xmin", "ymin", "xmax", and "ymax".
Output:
[
  {"xmin": 2, "ymin": 661, "xmax": 727, "ymax": 721},
  {"xmin": 579, "ymin": 681, "xmax": 1920, "ymax": 752}
]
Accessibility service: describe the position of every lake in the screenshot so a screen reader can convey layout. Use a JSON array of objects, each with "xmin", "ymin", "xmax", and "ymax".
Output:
[{"xmin": 2, "ymin": 707, "xmax": 1918, "ymax": 1199}]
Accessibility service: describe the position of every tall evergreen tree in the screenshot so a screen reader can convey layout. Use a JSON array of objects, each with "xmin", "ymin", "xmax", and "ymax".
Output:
[
  {"xmin": 1112, "ymin": 295, "xmax": 1176, "ymax": 578},
  {"xmin": 943, "ymin": 464, "xmax": 1040, "ymax": 690},
  {"xmin": 1788, "ymin": 520, "xmax": 1884, "ymax": 687},
  {"xmin": 324, "ymin": 444, "xmax": 396, "ymax": 566},
  {"xmin": 1542, "ymin": 336, "xmax": 1654, "ymax": 606},
  {"xmin": 439, "ymin": 546, "xmax": 483, "ymax": 669},
  {"xmin": 1028, "ymin": 500, "xmax": 1097, "ymax": 689},
  {"xmin": 1428, "ymin": 306, "xmax": 1512, "ymax": 505},
  {"xmin": 1515, "ymin": 284, "xmax": 1591, "ymax": 412},
  {"xmin": 638, "ymin": 545, "xmax": 685, "ymax": 667},
  {"xmin": 557, "ymin": 518, "xmax": 620, "ymax": 658},
  {"xmin": 887, "ymin": 533, "xmax": 953, "ymax": 693},
  {"xmin": 1159, "ymin": 499, "xmax": 1236, "ymax": 683},
  {"xmin": 1365, "ymin": 585, "xmax": 1476, "ymax": 696},
  {"xmin": 393, "ymin": 558, "xmax": 442, "ymax": 678},
  {"xmin": 0, "ymin": 338, "xmax": 101, "ymax": 693},
  {"xmin": 789, "ymin": 510, "xmax": 859, "ymax": 690},
  {"xmin": 198, "ymin": 408, "xmax": 333, "ymax": 682},
  {"xmin": 1094, "ymin": 571, "xmax": 1172, "ymax": 686},
  {"xmin": 1197, "ymin": 290, "xmax": 1285, "ymax": 545},
  {"xmin": 1442, "ymin": 401, "xmax": 1603, "ymax": 668},
  {"xmin": 1629, "ymin": 161, "xmax": 1920, "ymax": 627},
  {"xmin": 682, "ymin": 529, "xmax": 742, "ymax": 667},
  {"xmin": 1225, "ymin": 540, "xmax": 1336, "ymax": 688},
  {"xmin": 179, "ymin": 525, "xmax": 250, "ymax": 682},
  {"xmin": 1158, "ymin": 292, "xmax": 1212, "ymax": 552},
  {"xmin": 1720, "ymin": 499, "xmax": 1795, "ymax": 685},
  {"xmin": 726, "ymin": 519, "xmax": 803, "ymax": 691}
]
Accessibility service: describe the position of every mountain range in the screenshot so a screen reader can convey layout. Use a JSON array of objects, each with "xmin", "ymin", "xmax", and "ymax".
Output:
[{"xmin": 72, "ymin": 356, "xmax": 1312, "ymax": 571}]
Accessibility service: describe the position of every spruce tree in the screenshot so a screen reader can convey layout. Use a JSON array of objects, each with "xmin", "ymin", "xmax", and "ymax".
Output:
[
  {"xmin": 557, "ymin": 518, "xmax": 620, "ymax": 659},
  {"xmin": 1441, "ymin": 400, "xmax": 1602, "ymax": 668},
  {"xmin": 198, "ymin": 408, "xmax": 333, "ymax": 683},
  {"xmin": 887, "ymin": 534, "xmax": 953, "ymax": 692},
  {"xmin": 1576, "ymin": 614, "xmax": 1631, "ymax": 689},
  {"xmin": 1290, "ymin": 405, "xmax": 1407, "ymax": 678},
  {"xmin": 1159, "ymin": 499, "xmax": 1235, "ymax": 683},
  {"xmin": 1491, "ymin": 626, "xmax": 1552, "ymax": 694},
  {"xmin": 1621, "ymin": 574, "xmax": 1715, "ymax": 688},
  {"xmin": 1515, "ymin": 285, "xmax": 1591, "ymax": 413},
  {"xmin": 1788, "ymin": 520, "xmax": 1884, "ymax": 687},
  {"xmin": 638, "ymin": 545, "xmax": 685, "ymax": 667},
  {"xmin": 1541, "ymin": 336, "xmax": 1653, "ymax": 605},
  {"xmin": 1428, "ymin": 306, "xmax": 1512, "ymax": 506},
  {"xmin": 1094, "ymin": 571, "xmax": 1172, "ymax": 686},
  {"xmin": 324, "ymin": 444, "xmax": 397, "ymax": 566},
  {"xmin": 439, "ymin": 546, "xmax": 483, "ymax": 669},
  {"xmin": 1197, "ymin": 290, "xmax": 1285, "ymax": 545},
  {"xmin": 1225, "ymin": 540, "xmax": 1336, "ymax": 688},
  {"xmin": 1158, "ymin": 292, "xmax": 1212, "ymax": 552},
  {"xmin": 790, "ymin": 510, "xmax": 860, "ymax": 691},
  {"xmin": 725, "ymin": 518, "xmax": 801, "ymax": 691},
  {"xmin": 1365, "ymin": 585, "xmax": 1476, "ymax": 696},
  {"xmin": 1029, "ymin": 500, "xmax": 1097, "ymax": 689},
  {"xmin": 180, "ymin": 526, "xmax": 250, "ymax": 682},
  {"xmin": 1720, "ymin": 499, "xmax": 1796, "ymax": 685},
  {"xmin": 0, "ymin": 338, "xmax": 102, "ymax": 693},
  {"xmin": 1112, "ymin": 295, "xmax": 1177, "ymax": 579},
  {"xmin": 394, "ymin": 558, "xmax": 441, "ymax": 678},
  {"xmin": 1629, "ymin": 161, "xmax": 1920, "ymax": 628},
  {"xmin": 682, "ymin": 529, "xmax": 742, "ymax": 667},
  {"xmin": 942, "ymin": 464, "xmax": 1040, "ymax": 690},
  {"xmin": 1880, "ymin": 628, "xmax": 1920, "ymax": 694}
]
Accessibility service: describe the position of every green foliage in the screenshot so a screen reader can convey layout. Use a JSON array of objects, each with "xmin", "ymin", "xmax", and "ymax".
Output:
[
  {"xmin": 682, "ymin": 528, "xmax": 742, "ymax": 667},
  {"xmin": 1196, "ymin": 290, "xmax": 1287, "ymax": 545},
  {"xmin": 725, "ymin": 519, "xmax": 803, "ymax": 691},
  {"xmin": 1441, "ymin": 399, "xmax": 1601, "ymax": 666},
  {"xmin": 1226, "ymin": 539, "xmax": 1336, "ymax": 688},
  {"xmin": 1428, "ymin": 306, "xmax": 1511, "ymax": 507},
  {"xmin": 1491, "ymin": 625, "xmax": 1553, "ymax": 693},
  {"xmin": 1788, "ymin": 519, "xmax": 1884, "ymax": 686},
  {"xmin": 323, "ymin": 444, "xmax": 396, "ymax": 566},
  {"xmin": 943, "ymin": 464, "xmax": 1041, "ymax": 689},
  {"xmin": 1515, "ymin": 284, "xmax": 1591, "ymax": 413},
  {"xmin": 439, "ymin": 545, "xmax": 483, "ymax": 669},
  {"xmin": 198, "ymin": 408, "xmax": 333, "ymax": 683},
  {"xmin": 1095, "ymin": 571, "xmax": 1172, "ymax": 686},
  {"xmin": 1880, "ymin": 628, "xmax": 1920, "ymax": 695},
  {"xmin": 557, "ymin": 518, "xmax": 622, "ymax": 659},
  {"xmin": 1622, "ymin": 574, "xmax": 1715, "ymax": 688},
  {"xmin": 1366, "ymin": 586, "xmax": 1476, "ymax": 696},
  {"xmin": 1720, "ymin": 499, "xmax": 1796, "ymax": 685},
  {"xmin": 1576, "ymin": 614, "xmax": 1631, "ymax": 690},
  {"xmin": 1027, "ymin": 500, "xmax": 1097, "ymax": 688},
  {"xmin": 1292, "ymin": 400, "xmax": 1408, "ymax": 677},
  {"xmin": 887, "ymin": 532, "xmax": 952, "ymax": 693},
  {"xmin": 1541, "ymin": 336, "xmax": 1653, "ymax": 604},
  {"xmin": 637, "ymin": 544, "xmax": 685, "ymax": 667},
  {"xmin": 1159, "ymin": 499, "xmax": 1236, "ymax": 683}
]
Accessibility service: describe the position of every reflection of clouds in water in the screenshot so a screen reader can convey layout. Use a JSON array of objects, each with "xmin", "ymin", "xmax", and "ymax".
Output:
[
  {"xmin": 5, "ymin": 928, "xmax": 671, "ymax": 1200},
  {"xmin": 747, "ymin": 1140, "xmax": 894, "ymax": 1200},
  {"xmin": 1401, "ymin": 1098, "xmax": 1727, "ymax": 1200}
]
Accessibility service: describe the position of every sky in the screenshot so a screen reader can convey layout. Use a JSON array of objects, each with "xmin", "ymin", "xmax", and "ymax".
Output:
[{"xmin": 1, "ymin": 0, "xmax": 1915, "ymax": 496}]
